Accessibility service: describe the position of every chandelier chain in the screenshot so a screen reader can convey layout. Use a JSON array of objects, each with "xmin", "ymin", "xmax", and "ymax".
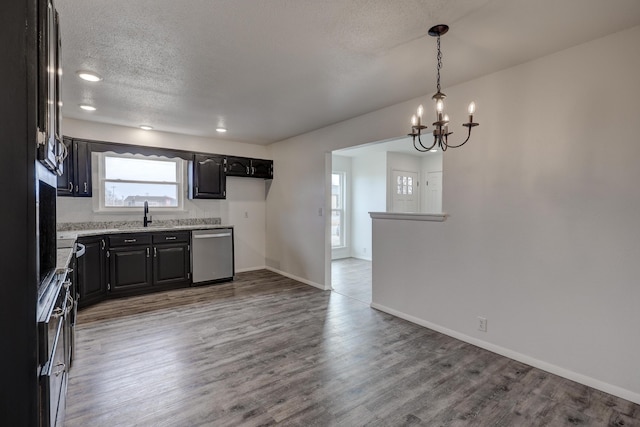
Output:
[{"xmin": 436, "ymin": 35, "xmax": 442, "ymax": 93}]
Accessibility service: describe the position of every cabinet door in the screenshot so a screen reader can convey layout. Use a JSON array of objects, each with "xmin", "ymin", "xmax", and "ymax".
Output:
[
  {"xmin": 190, "ymin": 154, "xmax": 226, "ymax": 199},
  {"xmin": 251, "ymin": 159, "xmax": 273, "ymax": 179},
  {"xmin": 56, "ymin": 138, "xmax": 74, "ymax": 196},
  {"xmin": 74, "ymin": 140, "xmax": 92, "ymax": 197},
  {"xmin": 77, "ymin": 236, "xmax": 107, "ymax": 308},
  {"xmin": 109, "ymin": 246, "xmax": 153, "ymax": 292},
  {"xmin": 153, "ymin": 243, "xmax": 190, "ymax": 286},
  {"xmin": 226, "ymin": 156, "xmax": 252, "ymax": 177}
]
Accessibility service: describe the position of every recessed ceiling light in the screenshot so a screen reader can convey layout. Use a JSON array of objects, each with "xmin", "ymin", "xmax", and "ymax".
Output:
[
  {"xmin": 216, "ymin": 127, "xmax": 227, "ymax": 133},
  {"xmin": 79, "ymin": 104, "xmax": 96, "ymax": 111},
  {"xmin": 139, "ymin": 125, "xmax": 153, "ymax": 131},
  {"xmin": 77, "ymin": 71, "xmax": 102, "ymax": 82}
]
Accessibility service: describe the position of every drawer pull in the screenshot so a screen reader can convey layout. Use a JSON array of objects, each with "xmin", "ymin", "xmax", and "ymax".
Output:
[
  {"xmin": 124, "ymin": 239, "xmax": 137, "ymax": 243},
  {"xmin": 165, "ymin": 236, "xmax": 177, "ymax": 240}
]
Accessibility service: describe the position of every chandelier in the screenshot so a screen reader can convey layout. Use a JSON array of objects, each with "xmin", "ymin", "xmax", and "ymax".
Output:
[{"xmin": 408, "ymin": 24, "xmax": 479, "ymax": 152}]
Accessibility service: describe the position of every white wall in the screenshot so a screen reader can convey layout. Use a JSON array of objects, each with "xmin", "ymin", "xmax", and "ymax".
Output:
[
  {"xmin": 331, "ymin": 155, "xmax": 352, "ymax": 260},
  {"xmin": 59, "ymin": 119, "xmax": 269, "ymax": 272},
  {"xmin": 351, "ymin": 152, "xmax": 386, "ymax": 261},
  {"xmin": 267, "ymin": 25, "xmax": 640, "ymax": 403}
]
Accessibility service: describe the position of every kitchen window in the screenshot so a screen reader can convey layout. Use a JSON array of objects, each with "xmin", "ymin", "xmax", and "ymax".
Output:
[{"xmin": 97, "ymin": 152, "xmax": 184, "ymax": 211}]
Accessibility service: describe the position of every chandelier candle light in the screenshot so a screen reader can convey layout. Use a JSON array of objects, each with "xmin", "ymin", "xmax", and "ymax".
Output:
[{"xmin": 409, "ymin": 24, "xmax": 479, "ymax": 152}]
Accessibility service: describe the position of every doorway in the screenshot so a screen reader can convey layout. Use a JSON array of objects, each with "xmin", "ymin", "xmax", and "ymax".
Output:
[{"xmin": 328, "ymin": 137, "xmax": 443, "ymax": 305}]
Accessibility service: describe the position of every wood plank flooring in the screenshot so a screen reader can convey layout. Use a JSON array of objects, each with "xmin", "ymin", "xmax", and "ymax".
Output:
[
  {"xmin": 332, "ymin": 258, "xmax": 372, "ymax": 304},
  {"xmin": 65, "ymin": 270, "xmax": 640, "ymax": 426}
]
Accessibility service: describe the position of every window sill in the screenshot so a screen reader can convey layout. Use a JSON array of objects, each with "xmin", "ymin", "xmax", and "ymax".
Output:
[{"xmin": 368, "ymin": 212, "xmax": 447, "ymax": 222}]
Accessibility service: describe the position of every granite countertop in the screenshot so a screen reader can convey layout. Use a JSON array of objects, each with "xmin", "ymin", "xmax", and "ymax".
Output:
[
  {"xmin": 57, "ymin": 224, "xmax": 233, "ymax": 240},
  {"xmin": 56, "ymin": 247, "xmax": 74, "ymax": 273}
]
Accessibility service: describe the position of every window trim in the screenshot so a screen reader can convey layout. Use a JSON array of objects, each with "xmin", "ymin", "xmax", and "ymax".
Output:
[
  {"xmin": 331, "ymin": 171, "xmax": 346, "ymax": 249},
  {"xmin": 94, "ymin": 151, "xmax": 185, "ymax": 213}
]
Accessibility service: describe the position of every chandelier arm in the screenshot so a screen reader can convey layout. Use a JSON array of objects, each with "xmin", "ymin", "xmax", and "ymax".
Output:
[
  {"xmin": 443, "ymin": 127, "xmax": 472, "ymax": 149},
  {"xmin": 413, "ymin": 133, "xmax": 436, "ymax": 152}
]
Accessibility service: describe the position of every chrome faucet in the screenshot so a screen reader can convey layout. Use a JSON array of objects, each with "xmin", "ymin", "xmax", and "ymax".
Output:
[{"xmin": 143, "ymin": 200, "xmax": 152, "ymax": 227}]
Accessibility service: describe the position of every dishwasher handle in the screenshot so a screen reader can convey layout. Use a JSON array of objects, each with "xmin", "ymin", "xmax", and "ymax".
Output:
[{"xmin": 193, "ymin": 232, "xmax": 232, "ymax": 239}]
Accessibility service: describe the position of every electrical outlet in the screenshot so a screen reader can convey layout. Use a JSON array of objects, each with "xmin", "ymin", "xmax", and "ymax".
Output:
[{"xmin": 478, "ymin": 317, "xmax": 487, "ymax": 332}]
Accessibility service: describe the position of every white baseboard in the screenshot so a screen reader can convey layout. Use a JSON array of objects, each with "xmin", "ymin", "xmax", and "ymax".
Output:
[
  {"xmin": 235, "ymin": 266, "xmax": 267, "ymax": 273},
  {"xmin": 370, "ymin": 302, "xmax": 640, "ymax": 405},
  {"xmin": 265, "ymin": 266, "xmax": 328, "ymax": 291}
]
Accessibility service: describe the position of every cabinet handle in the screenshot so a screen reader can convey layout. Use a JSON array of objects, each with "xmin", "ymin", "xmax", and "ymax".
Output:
[
  {"xmin": 68, "ymin": 182, "xmax": 73, "ymax": 192},
  {"xmin": 246, "ymin": 166, "xmax": 250, "ymax": 175},
  {"xmin": 101, "ymin": 239, "xmax": 105, "ymax": 250},
  {"xmin": 252, "ymin": 166, "xmax": 256, "ymax": 175},
  {"xmin": 154, "ymin": 247, "xmax": 157, "ymax": 257},
  {"xmin": 84, "ymin": 182, "xmax": 88, "ymax": 193},
  {"xmin": 165, "ymin": 236, "xmax": 177, "ymax": 240},
  {"xmin": 52, "ymin": 307, "xmax": 64, "ymax": 319},
  {"xmin": 124, "ymin": 239, "xmax": 137, "ymax": 243},
  {"xmin": 53, "ymin": 362, "xmax": 66, "ymax": 377},
  {"xmin": 146, "ymin": 247, "xmax": 150, "ymax": 258},
  {"xmin": 75, "ymin": 184, "xmax": 79, "ymax": 193}
]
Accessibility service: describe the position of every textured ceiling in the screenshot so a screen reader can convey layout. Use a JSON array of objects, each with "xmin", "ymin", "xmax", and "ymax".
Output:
[{"xmin": 56, "ymin": 0, "xmax": 640, "ymax": 145}]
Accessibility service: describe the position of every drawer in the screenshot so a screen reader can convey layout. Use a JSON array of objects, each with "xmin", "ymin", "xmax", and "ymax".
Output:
[
  {"xmin": 109, "ymin": 234, "xmax": 152, "ymax": 247},
  {"xmin": 152, "ymin": 231, "xmax": 190, "ymax": 244}
]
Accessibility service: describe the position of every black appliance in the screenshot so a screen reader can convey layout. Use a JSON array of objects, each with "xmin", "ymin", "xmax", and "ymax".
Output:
[{"xmin": 38, "ymin": 178, "xmax": 57, "ymax": 293}]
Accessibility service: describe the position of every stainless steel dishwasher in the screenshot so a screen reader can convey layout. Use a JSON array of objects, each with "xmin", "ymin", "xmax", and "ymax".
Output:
[{"xmin": 192, "ymin": 228, "xmax": 234, "ymax": 284}]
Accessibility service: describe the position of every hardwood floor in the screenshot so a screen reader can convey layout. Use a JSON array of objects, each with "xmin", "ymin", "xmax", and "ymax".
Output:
[
  {"xmin": 65, "ymin": 270, "xmax": 639, "ymax": 426},
  {"xmin": 332, "ymin": 258, "xmax": 372, "ymax": 304}
]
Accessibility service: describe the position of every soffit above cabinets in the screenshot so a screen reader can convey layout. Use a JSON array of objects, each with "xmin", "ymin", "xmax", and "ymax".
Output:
[{"xmin": 56, "ymin": 0, "xmax": 640, "ymax": 145}]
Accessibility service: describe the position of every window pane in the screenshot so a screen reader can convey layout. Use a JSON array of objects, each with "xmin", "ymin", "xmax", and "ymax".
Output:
[
  {"xmin": 105, "ymin": 156, "xmax": 177, "ymax": 182},
  {"xmin": 104, "ymin": 182, "xmax": 178, "ymax": 207},
  {"xmin": 331, "ymin": 209, "xmax": 343, "ymax": 247}
]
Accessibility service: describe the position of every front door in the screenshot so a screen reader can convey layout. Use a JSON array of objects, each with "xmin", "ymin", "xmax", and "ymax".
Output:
[{"xmin": 392, "ymin": 170, "xmax": 419, "ymax": 213}]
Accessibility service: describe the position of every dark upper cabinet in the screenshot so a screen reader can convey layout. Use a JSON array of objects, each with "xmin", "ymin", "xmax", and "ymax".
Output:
[
  {"xmin": 77, "ymin": 236, "xmax": 107, "ymax": 309},
  {"xmin": 37, "ymin": 0, "xmax": 64, "ymax": 174},
  {"xmin": 189, "ymin": 154, "xmax": 226, "ymax": 199},
  {"xmin": 251, "ymin": 158, "xmax": 273, "ymax": 179},
  {"xmin": 56, "ymin": 138, "xmax": 74, "ymax": 196},
  {"xmin": 74, "ymin": 140, "xmax": 92, "ymax": 196},
  {"xmin": 57, "ymin": 138, "xmax": 92, "ymax": 197},
  {"xmin": 226, "ymin": 156, "xmax": 273, "ymax": 179},
  {"xmin": 226, "ymin": 156, "xmax": 252, "ymax": 177}
]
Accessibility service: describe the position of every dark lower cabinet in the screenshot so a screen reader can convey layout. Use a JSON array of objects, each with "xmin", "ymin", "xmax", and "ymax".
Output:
[
  {"xmin": 77, "ymin": 236, "xmax": 107, "ymax": 309},
  {"xmin": 105, "ymin": 232, "xmax": 191, "ymax": 298},
  {"xmin": 109, "ymin": 245, "xmax": 153, "ymax": 292},
  {"xmin": 153, "ymin": 242, "xmax": 190, "ymax": 286}
]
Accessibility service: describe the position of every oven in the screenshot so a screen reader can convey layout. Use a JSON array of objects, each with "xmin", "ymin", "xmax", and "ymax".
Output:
[{"xmin": 38, "ymin": 275, "xmax": 72, "ymax": 427}]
